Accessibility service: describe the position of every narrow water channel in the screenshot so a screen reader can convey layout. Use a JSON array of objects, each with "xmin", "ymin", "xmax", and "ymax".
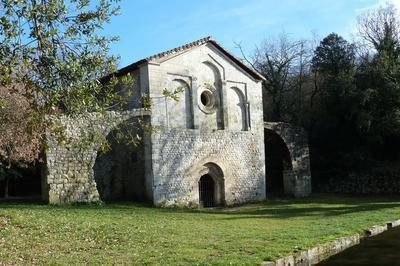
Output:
[{"xmin": 318, "ymin": 226, "xmax": 400, "ymax": 265}]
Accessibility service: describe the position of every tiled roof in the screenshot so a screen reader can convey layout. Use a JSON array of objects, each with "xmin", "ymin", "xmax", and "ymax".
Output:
[
  {"xmin": 145, "ymin": 36, "xmax": 212, "ymax": 62},
  {"xmin": 106, "ymin": 36, "xmax": 265, "ymax": 81}
]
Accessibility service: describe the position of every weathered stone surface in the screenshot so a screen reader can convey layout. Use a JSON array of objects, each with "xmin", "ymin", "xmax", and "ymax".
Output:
[
  {"xmin": 43, "ymin": 38, "xmax": 310, "ymax": 207},
  {"xmin": 275, "ymin": 255, "xmax": 295, "ymax": 266},
  {"xmin": 151, "ymin": 129, "xmax": 265, "ymax": 206},
  {"xmin": 388, "ymin": 220, "xmax": 400, "ymax": 228},
  {"xmin": 320, "ymin": 172, "xmax": 400, "ymax": 194},
  {"xmin": 44, "ymin": 109, "xmax": 150, "ymax": 204},
  {"xmin": 143, "ymin": 40, "xmax": 266, "ymax": 206},
  {"xmin": 366, "ymin": 225, "xmax": 388, "ymax": 236},
  {"xmin": 262, "ymin": 221, "xmax": 400, "ymax": 265},
  {"xmin": 261, "ymin": 262, "xmax": 276, "ymax": 266},
  {"xmin": 261, "ymin": 234, "xmax": 361, "ymax": 266},
  {"xmin": 264, "ymin": 122, "xmax": 312, "ymax": 197}
]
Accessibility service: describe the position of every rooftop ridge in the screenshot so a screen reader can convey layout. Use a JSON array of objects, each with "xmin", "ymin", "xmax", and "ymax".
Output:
[
  {"xmin": 145, "ymin": 36, "xmax": 212, "ymax": 62},
  {"xmin": 105, "ymin": 36, "xmax": 265, "ymax": 81}
]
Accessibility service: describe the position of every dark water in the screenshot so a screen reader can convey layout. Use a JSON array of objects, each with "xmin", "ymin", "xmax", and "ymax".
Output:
[{"xmin": 318, "ymin": 226, "xmax": 400, "ymax": 265}]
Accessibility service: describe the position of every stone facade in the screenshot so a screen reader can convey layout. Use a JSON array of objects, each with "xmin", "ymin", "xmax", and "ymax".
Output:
[
  {"xmin": 151, "ymin": 130, "xmax": 265, "ymax": 207},
  {"xmin": 140, "ymin": 38, "xmax": 266, "ymax": 206},
  {"xmin": 43, "ymin": 37, "xmax": 311, "ymax": 206}
]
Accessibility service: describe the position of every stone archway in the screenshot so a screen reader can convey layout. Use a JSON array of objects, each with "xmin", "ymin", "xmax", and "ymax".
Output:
[
  {"xmin": 93, "ymin": 123, "xmax": 146, "ymax": 202},
  {"xmin": 44, "ymin": 109, "xmax": 150, "ymax": 204},
  {"xmin": 198, "ymin": 162, "xmax": 225, "ymax": 207},
  {"xmin": 264, "ymin": 122, "xmax": 312, "ymax": 198},
  {"xmin": 265, "ymin": 129, "xmax": 294, "ymax": 195}
]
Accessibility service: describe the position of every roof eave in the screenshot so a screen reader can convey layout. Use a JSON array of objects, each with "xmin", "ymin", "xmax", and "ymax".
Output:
[
  {"xmin": 101, "ymin": 36, "xmax": 266, "ymax": 83},
  {"xmin": 208, "ymin": 40, "xmax": 266, "ymax": 81},
  {"xmin": 100, "ymin": 59, "xmax": 148, "ymax": 83}
]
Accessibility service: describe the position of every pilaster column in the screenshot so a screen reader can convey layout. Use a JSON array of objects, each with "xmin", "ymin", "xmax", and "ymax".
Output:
[{"xmin": 221, "ymin": 80, "xmax": 229, "ymax": 129}]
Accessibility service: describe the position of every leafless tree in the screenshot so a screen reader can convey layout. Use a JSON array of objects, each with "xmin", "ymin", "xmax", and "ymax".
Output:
[
  {"xmin": 236, "ymin": 32, "xmax": 320, "ymax": 123},
  {"xmin": 357, "ymin": 3, "xmax": 400, "ymax": 50}
]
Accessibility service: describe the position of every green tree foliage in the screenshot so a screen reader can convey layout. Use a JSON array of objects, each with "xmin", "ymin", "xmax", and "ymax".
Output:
[
  {"xmin": 0, "ymin": 0, "xmax": 129, "ymax": 115},
  {"xmin": 308, "ymin": 33, "xmax": 363, "ymax": 178},
  {"xmin": 0, "ymin": 0, "xmax": 133, "ymax": 138},
  {"xmin": 356, "ymin": 3, "xmax": 400, "ymax": 159},
  {"xmin": 0, "ymin": 0, "xmax": 134, "ymax": 189},
  {"xmin": 312, "ymin": 33, "xmax": 355, "ymax": 76},
  {"xmin": 310, "ymin": 33, "xmax": 359, "ymax": 145}
]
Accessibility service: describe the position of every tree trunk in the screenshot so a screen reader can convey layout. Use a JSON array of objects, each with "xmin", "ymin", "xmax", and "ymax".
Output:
[{"xmin": 4, "ymin": 175, "xmax": 9, "ymax": 199}]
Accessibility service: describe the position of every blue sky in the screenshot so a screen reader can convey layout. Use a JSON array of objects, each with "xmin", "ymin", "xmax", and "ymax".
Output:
[{"xmin": 102, "ymin": 0, "xmax": 396, "ymax": 68}]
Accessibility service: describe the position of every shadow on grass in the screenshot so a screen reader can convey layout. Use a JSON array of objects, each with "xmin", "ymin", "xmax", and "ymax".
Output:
[
  {"xmin": 213, "ymin": 202, "xmax": 400, "ymax": 220},
  {"xmin": 210, "ymin": 194, "xmax": 400, "ymax": 220},
  {"xmin": 204, "ymin": 194, "xmax": 400, "ymax": 219},
  {"xmin": 0, "ymin": 194, "xmax": 400, "ymax": 220}
]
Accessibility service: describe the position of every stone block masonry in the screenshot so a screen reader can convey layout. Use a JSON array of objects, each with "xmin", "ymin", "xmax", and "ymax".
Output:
[
  {"xmin": 152, "ymin": 129, "xmax": 266, "ymax": 207},
  {"xmin": 265, "ymin": 122, "xmax": 312, "ymax": 197},
  {"xmin": 42, "ymin": 37, "xmax": 311, "ymax": 207},
  {"xmin": 44, "ymin": 109, "xmax": 150, "ymax": 204}
]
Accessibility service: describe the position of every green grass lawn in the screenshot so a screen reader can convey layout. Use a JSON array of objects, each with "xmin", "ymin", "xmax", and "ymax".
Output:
[{"xmin": 1, "ymin": 195, "xmax": 400, "ymax": 265}]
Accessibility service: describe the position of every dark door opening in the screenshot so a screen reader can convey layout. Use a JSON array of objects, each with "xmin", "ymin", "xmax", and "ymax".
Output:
[
  {"xmin": 199, "ymin": 174, "xmax": 215, "ymax": 207},
  {"xmin": 265, "ymin": 129, "xmax": 292, "ymax": 196}
]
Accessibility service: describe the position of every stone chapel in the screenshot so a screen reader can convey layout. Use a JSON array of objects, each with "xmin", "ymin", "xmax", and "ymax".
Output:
[{"xmin": 43, "ymin": 37, "xmax": 311, "ymax": 206}]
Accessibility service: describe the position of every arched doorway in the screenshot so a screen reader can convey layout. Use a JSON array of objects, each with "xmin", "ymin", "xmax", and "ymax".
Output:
[
  {"xmin": 198, "ymin": 163, "xmax": 225, "ymax": 208},
  {"xmin": 265, "ymin": 128, "xmax": 294, "ymax": 196},
  {"xmin": 199, "ymin": 174, "xmax": 215, "ymax": 207},
  {"xmin": 93, "ymin": 120, "xmax": 146, "ymax": 202}
]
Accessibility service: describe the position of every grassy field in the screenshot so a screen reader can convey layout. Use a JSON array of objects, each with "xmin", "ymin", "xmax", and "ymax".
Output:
[{"xmin": 0, "ymin": 195, "xmax": 400, "ymax": 265}]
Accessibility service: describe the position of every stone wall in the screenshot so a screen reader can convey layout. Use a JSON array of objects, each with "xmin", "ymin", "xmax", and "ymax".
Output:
[
  {"xmin": 151, "ymin": 129, "xmax": 266, "ymax": 207},
  {"xmin": 264, "ymin": 122, "xmax": 312, "ymax": 197},
  {"xmin": 144, "ymin": 41, "xmax": 266, "ymax": 207},
  {"xmin": 146, "ymin": 42, "xmax": 264, "ymax": 134},
  {"xmin": 93, "ymin": 130, "xmax": 146, "ymax": 201},
  {"xmin": 44, "ymin": 109, "xmax": 150, "ymax": 204},
  {"xmin": 320, "ymin": 171, "xmax": 400, "ymax": 194},
  {"xmin": 43, "ymin": 40, "xmax": 268, "ymax": 207}
]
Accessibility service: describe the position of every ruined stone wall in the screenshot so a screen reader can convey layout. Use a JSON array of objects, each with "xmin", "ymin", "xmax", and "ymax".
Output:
[
  {"xmin": 319, "ymin": 171, "xmax": 400, "ymax": 194},
  {"xmin": 151, "ymin": 129, "xmax": 265, "ymax": 207},
  {"xmin": 44, "ymin": 41, "xmax": 267, "ymax": 206},
  {"xmin": 264, "ymin": 122, "xmax": 312, "ymax": 197},
  {"xmin": 93, "ymin": 132, "xmax": 146, "ymax": 201},
  {"xmin": 44, "ymin": 109, "xmax": 150, "ymax": 204}
]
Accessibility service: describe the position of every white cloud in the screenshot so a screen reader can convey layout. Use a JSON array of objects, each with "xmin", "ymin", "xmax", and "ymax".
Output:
[
  {"xmin": 357, "ymin": 0, "xmax": 400, "ymax": 12},
  {"xmin": 378, "ymin": 0, "xmax": 400, "ymax": 9}
]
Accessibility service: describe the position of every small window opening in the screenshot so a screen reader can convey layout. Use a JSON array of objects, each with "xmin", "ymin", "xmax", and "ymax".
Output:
[{"xmin": 200, "ymin": 90, "xmax": 214, "ymax": 108}]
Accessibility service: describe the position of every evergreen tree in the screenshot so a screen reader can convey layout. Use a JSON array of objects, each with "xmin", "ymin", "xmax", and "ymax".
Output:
[{"xmin": 0, "ymin": 0, "xmax": 133, "ymax": 188}]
